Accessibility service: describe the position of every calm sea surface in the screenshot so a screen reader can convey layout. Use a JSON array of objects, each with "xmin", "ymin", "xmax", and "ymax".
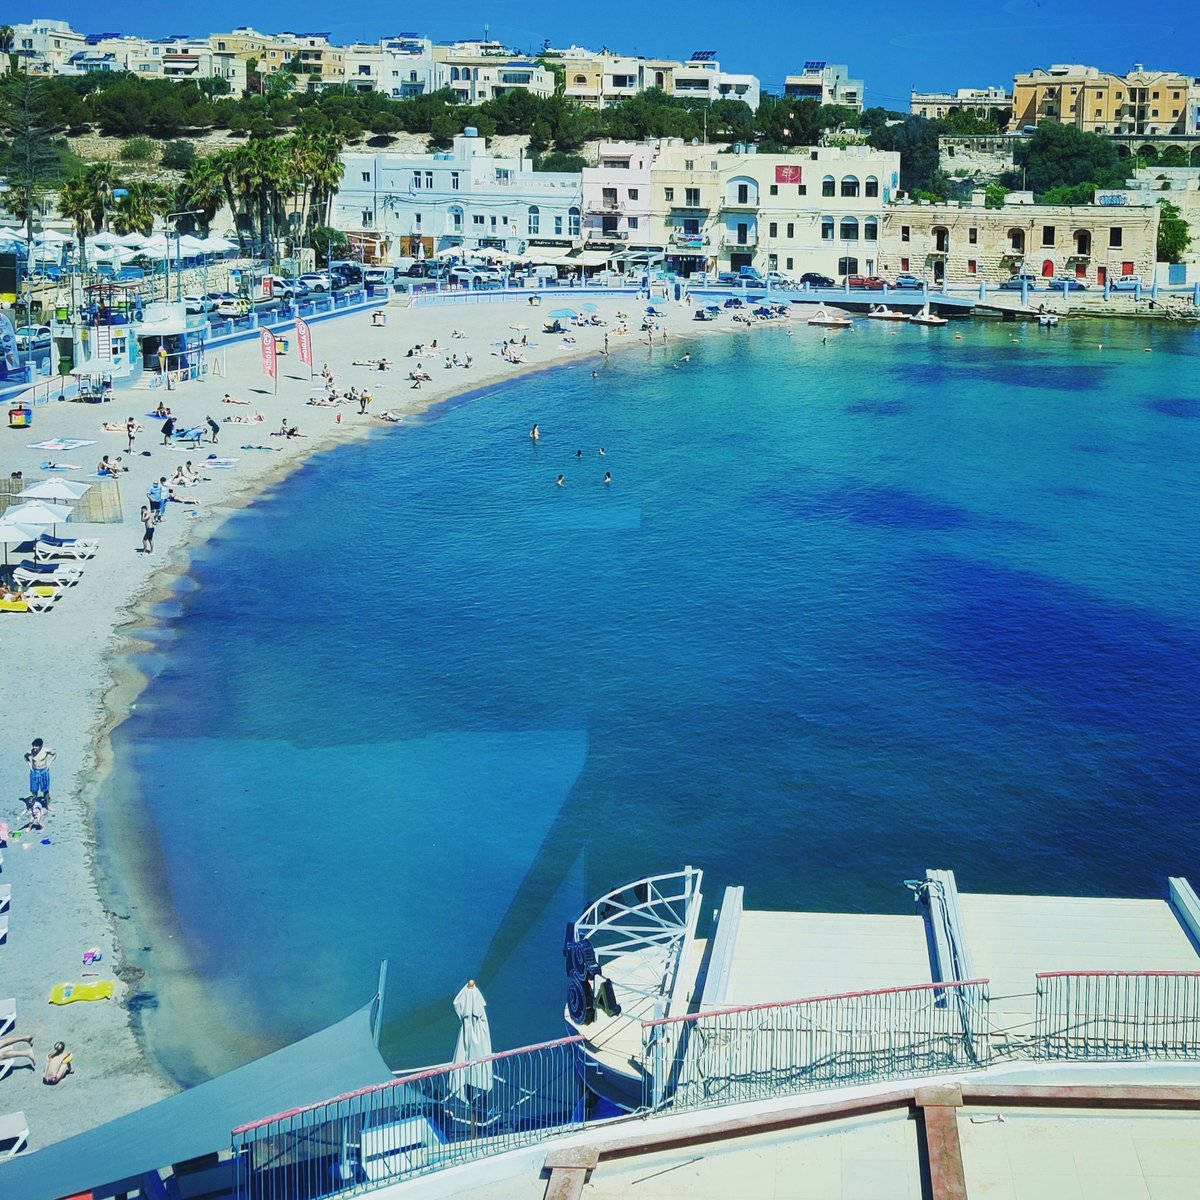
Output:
[{"xmin": 105, "ymin": 314, "xmax": 1200, "ymax": 1081}]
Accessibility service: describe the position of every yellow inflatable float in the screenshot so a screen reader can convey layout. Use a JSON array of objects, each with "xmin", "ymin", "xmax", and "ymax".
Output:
[{"xmin": 49, "ymin": 981, "xmax": 114, "ymax": 1005}]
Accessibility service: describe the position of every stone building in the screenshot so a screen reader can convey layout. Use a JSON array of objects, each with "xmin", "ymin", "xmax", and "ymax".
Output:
[
  {"xmin": 1012, "ymin": 64, "xmax": 1196, "ymax": 136},
  {"xmin": 879, "ymin": 192, "xmax": 1159, "ymax": 285}
]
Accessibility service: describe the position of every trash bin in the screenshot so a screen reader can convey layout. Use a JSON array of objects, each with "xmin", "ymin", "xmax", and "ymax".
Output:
[
  {"xmin": 274, "ymin": 336, "xmax": 289, "ymax": 354},
  {"xmin": 674, "ymin": 282, "xmax": 682, "ymax": 302},
  {"xmin": 8, "ymin": 404, "xmax": 33, "ymax": 429}
]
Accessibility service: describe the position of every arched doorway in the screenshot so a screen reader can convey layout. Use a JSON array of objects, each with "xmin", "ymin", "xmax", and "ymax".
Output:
[{"xmin": 1041, "ymin": 258, "xmax": 1055, "ymax": 277}]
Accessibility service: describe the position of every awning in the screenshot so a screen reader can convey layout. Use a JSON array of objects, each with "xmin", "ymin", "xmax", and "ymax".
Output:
[{"xmin": 0, "ymin": 1000, "xmax": 393, "ymax": 1200}]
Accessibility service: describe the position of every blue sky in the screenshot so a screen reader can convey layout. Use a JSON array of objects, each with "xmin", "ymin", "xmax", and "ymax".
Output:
[{"xmin": 22, "ymin": 0, "xmax": 1199, "ymax": 109}]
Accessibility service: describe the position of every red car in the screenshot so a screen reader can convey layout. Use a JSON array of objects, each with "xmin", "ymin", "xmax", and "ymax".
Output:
[{"xmin": 844, "ymin": 275, "xmax": 891, "ymax": 290}]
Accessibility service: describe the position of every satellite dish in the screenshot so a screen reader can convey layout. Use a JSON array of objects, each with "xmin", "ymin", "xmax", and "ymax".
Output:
[{"xmin": 690, "ymin": 137, "xmax": 699, "ymax": 145}]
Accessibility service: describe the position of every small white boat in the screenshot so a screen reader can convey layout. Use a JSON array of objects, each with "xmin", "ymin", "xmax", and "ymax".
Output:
[
  {"xmin": 907, "ymin": 303, "xmax": 948, "ymax": 327},
  {"xmin": 868, "ymin": 304, "xmax": 909, "ymax": 322},
  {"xmin": 1037, "ymin": 312, "xmax": 1060, "ymax": 327},
  {"xmin": 807, "ymin": 307, "xmax": 853, "ymax": 328}
]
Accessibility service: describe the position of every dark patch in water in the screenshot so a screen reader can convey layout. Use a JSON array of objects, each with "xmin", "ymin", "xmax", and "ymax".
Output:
[
  {"xmin": 126, "ymin": 990, "xmax": 159, "ymax": 1013},
  {"xmin": 776, "ymin": 483, "xmax": 1019, "ymax": 533},
  {"xmin": 1144, "ymin": 396, "xmax": 1200, "ymax": 419},
  {"xmin": 1041, "ymin": 484, "xmax": 1105, "ymax": 502},
  {"xmin": 846, "ymin": 399, "xmax": 908, "ymax": 417}
]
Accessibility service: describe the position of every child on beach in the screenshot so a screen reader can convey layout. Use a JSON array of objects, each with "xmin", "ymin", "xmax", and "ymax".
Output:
[
  {"xmin": 44, "ymin": 1042, "xmax": 73, "ymax": 1085},
  {"xmin": 24, "ymin": 738, "xmax": 55, "ymax": 807}
]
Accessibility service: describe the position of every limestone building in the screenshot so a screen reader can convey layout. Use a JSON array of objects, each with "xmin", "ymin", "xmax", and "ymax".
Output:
[{"xmin": 1012, "ymin": 64, "xmax": 1196, "ymax": 135}]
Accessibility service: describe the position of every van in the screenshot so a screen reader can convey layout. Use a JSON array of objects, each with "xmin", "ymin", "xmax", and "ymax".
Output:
[
  {"xmin": 528, "ymin": 265, "xmax": 559, "ymax": 284},
  {"xmin": 364, "ymin": 266, "xmax": 396, "ymax": 287}
]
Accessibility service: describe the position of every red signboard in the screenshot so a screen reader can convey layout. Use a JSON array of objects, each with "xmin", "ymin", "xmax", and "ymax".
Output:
[
  {"xmin": 775, "ymin": 164, "xmax": 803, "ymax": 184},
  {"xmin": 260, "ymin": 328, "xmax": 277, "ymax": 379},
  {"xmin": 295, "ymin": 316, "xmax": 313, "ymax": 367}
]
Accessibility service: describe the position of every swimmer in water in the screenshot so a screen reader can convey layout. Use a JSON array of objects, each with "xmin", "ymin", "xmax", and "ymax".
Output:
[
  {"xmin": 576, "ymin": 449, "xmax": 583, "ymax": 459},
  {"xmin": 604, "ymin": 471, "xmax": 612, "ymax": 485},
  {"xmin": 681, "ymin": 353, "xmax": 691, "ymax": 363},
  {"xmin": 598, "ymin": 447, "xmax": 606, "ymax": 457},
  {"xmin": 556, "ymin": 474, "xmax": 565, "ymax": 487},
  {"xmin": 530, "ymin": 424, "xmax": 540, "ymax": 442}
]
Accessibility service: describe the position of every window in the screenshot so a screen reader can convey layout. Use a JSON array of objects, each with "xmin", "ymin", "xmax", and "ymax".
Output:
[
  {"xmin": 412, "ymin": 170, "xmax": 422, "ymax": 189},
  {"xmin": 425, "ymin": 172, "xmax": 433, "ymax": 189},
  {"xmin": 554, "ymin": 216, "xmax": 563, "ymax": 235},
  {"xmin": 684, "ymin": 159, "xmax": 694, "ymax": 170},
  {"xmin": 574, "ymin": 74, "xmax": 586, "ymax": 84},
  {"xmin": 1009, "ymin": 228, "xmax": 1026, "ymax": 253},
  {"xmin": 967, "ymin": 259, "xmax": 978, "ymax": 274},
  {"xmin": 629, "ymin": 216, "xmax": 639, "ymax": 229},
  {"xmin": 786, "ymin": 222, "xmax": 794, "ymax": 239},
  {"xmin": 864, "ymin": 217, "xmax": 878, "ymax": 242},
  {"xmin": 737, "ymin": 183, "xmax": 749, "ymax": 204},
  {"xmin": 361, "ymin": 210, "xmax": 373, "ymax": 227},
  {"xmin": 864, "ymin": 176, "xmax": 879, "ymax": 198},
  {"xmin": 840, "ymin": 175, "xmax": 860, "ymax": 198},
  {"xmin": 769, "ymin": 184, "xmax": 778, "ymax": 196},
  {"xmin": 528, "ymin": 205, "xmax": 540, "ymax": 235},
  {"xmin": 1109, "ymin": 226, "xmax": 1123, "ymax": 247},
  {"xmin": 361, "ymin": 172, "xmax": 370, "ymax": 182},
  {"xmin": 900, "ymin": 257, "xmax": 910, "ymax": 271},
  {"xmin": 840, "ymin": 217, "xmax": 859, "ymax": 240},
  {"xmin": 837, "ymin": 256, "xmax": 858, "ymax": 275},
  {"xmin": 1042, "ymin": 225, "xmax": 1055, "ymax": 247},
  {"xmin": 798, "ymin": 184, "xmax": 806, "ymax": 195},
  {"xmin": 628, "ymin": 188, "xmax": 638, "ymax": 200},
  {"xmin": 785, "ymin": 257, "xmax": 794, "ymax": 270},
  {"xmin": 968, "ymin": 227, "xmax": 977, "ymax": 244},
  {"xmin": 769, "ymin": 222, "xmax": 778, "ymax": 237},
  {"xmin": 821, "ymin": 175, "xmax": 835, "ymax": 198},
  {"xmin": 473, "ymin": 214, "xmax": 485, "ymax": 225},
  {"xmin": 665, "ymin": 187, "xmax": 674, "ymax": 202},
  {"xmin": 449, "ymin": 207, "xmax": 463, "ymax": 231},
  {"xmin": 685, "ymin": 188, "xmax": 700, "ymax": 207},
  {"xmin": 821, "ymin": 216, "xmax": 834, "ymax": 241},
  {"xmin": 901, "ymin": 225, "xmax": 910, "ymax": 243},
  {"xmin": 451, "ymin": 172, "xmax": 460, "ymax": 191},
  {"xmin": 569, "ymin": 207, "xmax": 580, "ymax": 236}
]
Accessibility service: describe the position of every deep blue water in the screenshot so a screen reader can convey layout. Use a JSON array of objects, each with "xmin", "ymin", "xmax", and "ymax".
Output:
[{"xmin": 108, "ymin": 315, "xmax": 1200, "ymax": 1081}]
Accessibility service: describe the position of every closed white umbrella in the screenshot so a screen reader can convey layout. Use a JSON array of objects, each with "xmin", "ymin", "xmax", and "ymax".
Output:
[
  {"xmin": 448, "ymin": 980, "xmax": 493, "ymax": 1099},
  {"xmin": 18, "ymin": 479, "xmax": 92, "ymax": 503}
]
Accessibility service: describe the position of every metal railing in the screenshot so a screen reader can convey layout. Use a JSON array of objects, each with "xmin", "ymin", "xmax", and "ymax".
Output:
[
  {"xmin": 232, "ymin": 1036, "xmax": 586, "ymax": 1200},
  {"xmin": 1035, "ymin": 971, "xmax": 1200, "ymax": 1061},
  {"xmin": 641, "ymin": 979, "xmax": 992, "ymax": 1113}
]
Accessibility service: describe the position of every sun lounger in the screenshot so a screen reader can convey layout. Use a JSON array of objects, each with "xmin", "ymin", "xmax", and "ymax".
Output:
[
  {"xmin": 14, "ymin": 562, "xmax": 83, "ymax": 589},
  {"xmin": 0, "ymin": 886, "xmax": 9, "ymax": 914},
  {"xmin": 0, "ymin": 916, "xmax": 7, "ymax": 944},
  {"xmin": 0, "ymin": 1111, "xmax": 28, "ymax": 1158},
  {"xmin": 0, "ymin": 998, "xmax": 13, "ymax": 1037},
  {"xmin": 1, "ymin": 589, "xmax": 61, "ymax": 614},
  {"xmin": 35, "ymin": 534, "xmax": 99, "ymax": 561}
]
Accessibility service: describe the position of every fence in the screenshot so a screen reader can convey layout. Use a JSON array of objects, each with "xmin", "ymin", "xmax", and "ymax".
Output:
[
  {"xmin": 641, "ymin": 979, "xmax": 992, "ymax": 1113},
  {"xmin": 1035, "ymin": 971, "xmax": 1200, "ymax": 1061},
  {"xmin": 232, "ymin": 1036, "xmax": 586, "ymax": 1200}
]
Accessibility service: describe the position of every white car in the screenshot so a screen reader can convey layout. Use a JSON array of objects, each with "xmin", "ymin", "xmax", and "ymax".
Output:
[
  {"xmin": 299, "ymin": 272, "xmax": 330, "ymax": 292},
  {"xmin": 184, "ymin": 294, "xmax": 217, "ymax": 315},
  {"xmin": 217, "ymin": 298, "xmax": 251, "ymax": 318},
  {"xmin": 15, "ymin": 324, "xmax": 51, "ymax": 352},
  {"xmin": 1109, "ymin": 275, "xmax": 1143, "ymax": 292}
]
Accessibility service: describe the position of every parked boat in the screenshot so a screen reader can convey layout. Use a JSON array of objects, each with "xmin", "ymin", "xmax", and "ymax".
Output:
[
  {"xmin": 807, "ymin": 307, "xmax": 853, "ymax": 328},
  {"xmin": 908, "ymin": 303, "xmax": 948, "ymax": 327},
  {"xmin": 1038, "ymin": 312, "xmax": 1061, "ymax": 327},
  {"xmin": 868, "ymin": 304, "xmax": 909, "ymax": 322}
]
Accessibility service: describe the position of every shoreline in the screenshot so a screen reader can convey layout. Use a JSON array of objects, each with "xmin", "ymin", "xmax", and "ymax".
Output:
[{"xmin": 0, "ymin": 291, "xmax": 747, "ymax": 1149}]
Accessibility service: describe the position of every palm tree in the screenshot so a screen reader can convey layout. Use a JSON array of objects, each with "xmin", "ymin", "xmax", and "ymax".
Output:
[
  {"xmin": 111, "ymin": 179, "xmax": 170, "ymax": 236},
  {"xmin": 303, "ymin": 132, "xmax": 345, "ymax": 240},
  {"xmin": 83, "ymin": 162, "xmax": 119, "ymax": 234},
  {"xmin": 180, "ymin": 155, "xmax": 226, "ymax": 235},
  {"xmin": 57, "ymin": 175, "xmax": 95, "ymax": 268},
  {"xmin": 0, "ymin": 26, "xmax": 14, "ymax": 75}
]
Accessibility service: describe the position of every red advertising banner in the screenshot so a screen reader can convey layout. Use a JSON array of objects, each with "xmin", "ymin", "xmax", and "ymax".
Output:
[
  {"xmin": 295, "ymin": 316, "xmax": 313, "ymax": 367},
  {"xmin": 775, "ymin": 164, "xmax": 803, "ymax": 184},
  {"xmin": 260, "ymin": 328, "xmax": 277, "ymax": 379}
]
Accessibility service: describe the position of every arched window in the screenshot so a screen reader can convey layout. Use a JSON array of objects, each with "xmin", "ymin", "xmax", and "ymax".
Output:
[
  {"xmin": 655, "ymin": 71, "xmax": 664, "ymax": 87},
  {"xmin": 933, "ymin": 225, "xmax": 949, "ymax": 253},
  {"xmin": 821, "ymin": 175, "xmax": 835, "ymax": 198},
  {"xmin": 838, "ymin": 256, "xmax": 858, "ymax": 275},
  {"xmin": 1008, "ymin": 228, "xmax": 1025, "ymax": 253},
  {"xmin": 528, "ymin": 206, "xmax": 540, "ymax": 235},
  {"xmin": 864, "ymin": 217, "xmax": 878, "ymax": 241},
  {"xmin": 450, "ymin": 66, "xmax": 460, "ymax": 81},
  {"xmin": 568, "ymin": 206, "xmax": 580, "ymax": 236},
  {"xmin": 864, "ymin": 176, "xmax": 879, "ymax": 198},
  {"xmin": 574, "ymin": 74, "xmax": 587, "ymax": 84},
  {"xmin": 841, "ymin": 175, "xmax": 860, "ymax": 198},
  {"xmin": 840, "ymin": 216, "xmax": 859, "ymax": 241},
  {"xmin": 1074, "ymin": 229, "xmax": 1092, "ymax": 256},
  {"xmin": 448, "ymin": 205, "xmax": 464, "ymax": 232},
  {"xmin": 821, "ymin": 216, "xmax": 835, "ymax": 240}
]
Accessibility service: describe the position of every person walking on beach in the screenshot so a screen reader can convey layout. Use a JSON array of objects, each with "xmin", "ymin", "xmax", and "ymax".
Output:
[
  {"xmin": 161, "ymin": 415, "xmax": 176, "ymax": 446},
  {"xmin": 126, "ymin": 416, "xmax": 137, "ymax": 453},
  {"xmin": 140, "ymin": 504, "xmax": 155, "ymax": 555},
  {"xmin": 207, "ymin": 416, "xmax": 219, "ymax": 445},
  {"xmin": 24, "ymin": 738, "xmax": 56, "ymax": 806}
]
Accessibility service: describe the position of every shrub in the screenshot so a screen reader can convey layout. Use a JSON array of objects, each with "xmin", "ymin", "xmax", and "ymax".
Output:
[
  {"xmin": 119, "ymin": 136, "xmax": 156, "ymax": 163},
  {"xmin": 161, "ymin": 139, "xmax": 197, "ymax": 170}
]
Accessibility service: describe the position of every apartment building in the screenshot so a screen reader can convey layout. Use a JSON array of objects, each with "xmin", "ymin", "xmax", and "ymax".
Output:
[
  {"xmin": 783, "ymin": 62, "xmax": 864, "ymax": 111},
  {"xmin": 1012, "ymin": 64, "xmax": 1196, "ymax": 135},
  {"xmin": 879, "ymin": 192, "xmax": 1159, "ymax": 285},
  {"xmin": 581, "ymin": 143, "xmax": 661, "ymax": 253},
  {"xmin": 644, "ymin": 141, "xmax": 899, "ymax": 277},
  {"xmin": 549, "ymin": 47, "xmax": 759, "ymax": 110},
  {"xmin": 332, "ymin": 129, "xmax": 581, "ymax": 260},
  {"xmin": 8, "ymin": 19, "xmax": 87, "ymax": 73},
  {"xmin": 343, "ymin": 36, "xmax": 437, "ymax": 99},
  {"xmin": 431, "ymin": 42, "xmax": 555, "ymax": 103},
  {"xmin": 910, "ymin": 86, "xmax": 1012, "ymax": 120},
  {"xmin": 210, "ymin": 29, "xmax": 346, "ymax": 87}
]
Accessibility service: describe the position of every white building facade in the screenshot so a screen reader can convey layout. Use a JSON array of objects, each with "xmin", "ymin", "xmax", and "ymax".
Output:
[
  {"xmin": 343, "ymin": 36, "xmax": 437, "ymax": 98},
  {"xmin": 332, "ymin": 129, "xmax": 582, "ymax": 260},
  {"xmin": 581, "ymin": 143, "xmax": 662, "ymax": 254},
  {"xmin": 783, "ymin": 62, "xmax": 864, "ymax": 110}
]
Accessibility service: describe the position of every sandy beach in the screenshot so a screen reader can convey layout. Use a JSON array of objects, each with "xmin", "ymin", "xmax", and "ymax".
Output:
[{"xmin": 0, "ymin": 288, "xmax": 757, "ymax": 1151}]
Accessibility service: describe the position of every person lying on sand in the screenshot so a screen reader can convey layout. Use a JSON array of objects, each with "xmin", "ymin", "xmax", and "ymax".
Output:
[
  {"xmin": 101, "ymin": 421, "xmax": 130, "ymax": 433},
  {"xmin": 223, "ymin": 413, "xmax": 266, "ymax": 424},
  {"xmin": 378, "ymin": 410, "xmax": 403, "ymax": 422},
  {"xmin": 222, "ymin": 393, "xmax": 251, "ymax": 405},
  {"xmin": 44, "ymin": 1042, "xmax": 73, "ymax": 1085},
  {"xmin": 0, "ymin": 1033, "xmax": 35, "ymax": 1069}
]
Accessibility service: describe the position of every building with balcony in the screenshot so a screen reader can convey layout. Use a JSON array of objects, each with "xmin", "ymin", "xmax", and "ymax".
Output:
[
  {"xmin": 343, "ymin": 36, "xmax": 437, "ymax": 98},
  {"xmin": 644, "ymin": 141, "xmax": 899, "ymax": 277},
  {"xmin": 209, "ymin": 28, "xmax": 346, "ymax": 88},
  {"xmin": 910, "ymin": 86, "xmax": 1013, "ymax": 120},
  {"xmin": 1012, "ymin": 64, "xmax": 1197, "ymax": 135},
  {"xmin": 8, "ymin": 19, "xmax": 88, "ymax": 74},
  {"xmin": 783, "ymin": 62, "xmax": 864, "ymax": 111},
  {"xmin": 879, "ymin": 191, "xmax": 1159, "ymax": 285},
  {"xmin": 581, "ymin": 143, "xmax": 662, "ymax": 254},
  {"xmin": 431, "ymin": 42, "xmax": 555, "ymax": 103},
  {"xmin": 331, "ymin": 129, "xmax": 582, "ymax": 262}
]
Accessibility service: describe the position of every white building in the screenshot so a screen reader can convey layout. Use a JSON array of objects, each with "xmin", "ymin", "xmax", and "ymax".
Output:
[
  {"xmin": 581, "ymin": 143, "xmax": 662, "ymax": 253},
  {"xmin": 910, "ymin": 86, "xmax": 1013, "ymax": 120},
  {"xmin": 9, "ymin": 19, "xmax": 87, "ymax": 73},
  {"xmin": 332, "ymin": 128, "xmax": 582, "ymax": 261},
  {"xmin": 431, "ymin": 42, "xmax": 555, "ymax": 103},
  {"xmin": 344, "ymin": 36, "xmax": 437, "ymax": 99},
  {"xmin": 783, "ymin": 62, "xmax": 864, "ymax": 111}
]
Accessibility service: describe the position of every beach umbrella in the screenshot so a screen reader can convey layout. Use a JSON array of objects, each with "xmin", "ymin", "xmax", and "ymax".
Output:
[
  {"xmin": 18, "ymin": 479, "xmax": 92, "ymax": 503},
  {"xmin": 115, "ymin": 232, "xmax": 149, "ymax": 249},
  {"xmin": 509, "ymin": 323, "xmax": 529, "ymax": 331},
  {"xmin": 581, "ymin": 303, "xmax": 599, "ymax": 313},
  {"xmin": 448, "ymin": 980, "xmax": 493, "ymax": 1100},
  {"xmin": 199, "ymin": 236, "xmax": 236, "ymax": 254},
  {"xmin": 549, "ymin": 308, "xmax": 578, "ymax": 319},
  {"xmin": 34, "ymin": 230, "xmax": 71, "ymax": 245},
  {"xmin": 0, "ymin": 520, "xmax": 43, "ymax": 565},
  {"xmin": 4, "ymin": 501, "xmax": 72, "ymax": 536}
]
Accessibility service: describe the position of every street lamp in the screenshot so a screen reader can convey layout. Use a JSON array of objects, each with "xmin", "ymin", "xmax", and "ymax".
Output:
[{"xmin": 162, "ymin": 210, "xmax": 205, "ymax": 303}]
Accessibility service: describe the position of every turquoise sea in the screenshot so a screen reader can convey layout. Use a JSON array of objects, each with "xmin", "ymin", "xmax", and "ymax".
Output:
[{"xmin": 103, "ymin": 314, "xmax": 1200, "ymax": 1083}]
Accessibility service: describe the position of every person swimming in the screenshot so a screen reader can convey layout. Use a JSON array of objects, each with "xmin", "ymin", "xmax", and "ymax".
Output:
[
  {"xmin": 530, "ymin": 424, "xmax": 540, "ymax": 442},
  {"xmin": 598, "ymin": 447, "xmax": 606, "ymax": 456},
  {"xmin": 604, "ymin": 471, "xmax": 612, "ymax": 485},
  {"xmin": 556, "ymin": 474, "xmax": 564, "ymax": 487},
  {"xmin": 576, "ymin": 449, "xmax": 583, "ymax": 459}
]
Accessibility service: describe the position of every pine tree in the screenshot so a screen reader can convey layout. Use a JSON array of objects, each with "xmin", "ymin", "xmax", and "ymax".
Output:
[{"xmin": 0, "ymin": 70, "xmax": 63, "ymax": 255}]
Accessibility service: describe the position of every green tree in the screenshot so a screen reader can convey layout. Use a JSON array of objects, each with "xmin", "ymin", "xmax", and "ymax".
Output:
[
  {"xmin": 534, "ymin": 151, "xmax": 587, "ymax": 172},
  {"xmin": 110, "ymin": 178, "xmax": 170, "ymax": 235},
  {"xmin": 868, "ymin": 116, "xmax": 941, "ymax": 193},
  {"xmin": 0, "ymin": 72, "xmax": 64, "ymax": 251},
  {"xmin": 162, "ymin": 139, "xmax": 197, "ymax": 170},
  {"xmin": 179, "ymin": 155, "xmax": 226, "ymax": 234},
  {"xmin": 1158, "ymin": 145, "xmax": 1188, "ymax": 167},
  {"xmin": 1039, "ymin": 182, "xmax": 1097, "ymax": 205},
  {"xmin": 984, "ymin": 182, "xmax": 1007, "ymax": 208},
  {"xmin": 309, "ymin": 224, "xmax": 348, "ymax": 265},
  {"xmin": 1157, "ymin": 199, "xmax": 1191, "ymax": 262},
  {"xmin": 1012, "ymin": 122, "xmax": 1125, "ymax": 196}
]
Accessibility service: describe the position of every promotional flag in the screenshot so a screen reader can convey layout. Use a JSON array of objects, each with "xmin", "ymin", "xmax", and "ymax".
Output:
[
  {"xmin": 260, "ymin": 328, "xmax": 277, "ymax": 379},
  {"xmin": 296, "ymin": 316, "xmax": 313, "ymax": 368}
]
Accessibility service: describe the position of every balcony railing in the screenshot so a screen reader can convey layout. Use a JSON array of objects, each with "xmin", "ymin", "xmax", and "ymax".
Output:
[
  {"xmin": 721, "ymin": 234, "xmax": 758, "ymax": 249},
  {"xmin": 586, "ymin": 228, "xmax": 628, "ymax": 242},
  {"xmin": 586, "ymin": 200, "xmax": 625, "ymax": 214}
]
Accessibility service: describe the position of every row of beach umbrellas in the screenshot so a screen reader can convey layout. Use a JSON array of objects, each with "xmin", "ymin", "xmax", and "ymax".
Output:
[
  {"xmin": 0, "ymin": 480, "xmax": 92, "ymax": 563},
  {"xmin": 0, "ymin": 230, "xmax": 237, "ymax": 261}
]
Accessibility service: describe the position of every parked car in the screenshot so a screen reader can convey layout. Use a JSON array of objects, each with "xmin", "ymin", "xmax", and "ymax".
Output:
[
  {"xmin": 800, "ymin": 272, "xmax": 835, "ymax": 288},
  {"xmin": 845, "ymin": 275, "xmax": 890, "ymax": 290},
  {"xmin": 893, "ymin": 273, "xmax": 926, "ymax": 289},
  {"xmin": 998, "ymin": 276, "xmax": 1038, "ymax": 291},
  {"xmin": 206, "ymin": 290, "xmax": 238, "ymax": 303},
  {"xmin": 331, "ymin": 263, "xmax": 363, "ymax": 286},
  {"xmin": 1109, "ymin": 274, "xmax": 1143, "ymax": 292},
  {"xmin": 299, "ymin": 272, "xmax": 331, "ymax": 292},
  {"xmin": 14, "ymin": 324, "xmax": 51, "ymax": 352},
  {"xmin": 1052, "ymin": 277, "xmax": 1089, "ymax": 291},
  {"xmin": 764, "ymin": 271, "xmax": 795, "ymax": 287},
  {"xmin": 217, "ymin": 298, "xmax": 251, "ymax": 318},
  {"xmin": 184, "ymin": 294, "xmax": 217, "ymax": 315}
]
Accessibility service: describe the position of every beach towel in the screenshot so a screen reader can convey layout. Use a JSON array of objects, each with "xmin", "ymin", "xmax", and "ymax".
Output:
[
  {"xmin": 41, "ymin": 462, "xmax": 84, "ymax": 471},
  {"xmin": 49, "ymin": 980, "xmax": 114, "ymax": 1005},
  {"xmin": 29, "ymin": 439, "xmax": 96, "ymax": 452},
  {"xmin": 201, "ymin": 457, "xmax": 238, "ymax": 468}
]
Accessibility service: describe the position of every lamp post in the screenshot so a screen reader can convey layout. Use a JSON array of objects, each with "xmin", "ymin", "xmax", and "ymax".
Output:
[{"xmin": 163, "ymin": 210, "xmax": 204, "ymax": 303}]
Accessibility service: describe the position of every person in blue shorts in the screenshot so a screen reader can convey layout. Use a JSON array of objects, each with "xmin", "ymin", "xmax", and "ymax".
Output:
[{"xmin": 24, "ymin": 738, "xmax": 56, "ymax": 806}]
